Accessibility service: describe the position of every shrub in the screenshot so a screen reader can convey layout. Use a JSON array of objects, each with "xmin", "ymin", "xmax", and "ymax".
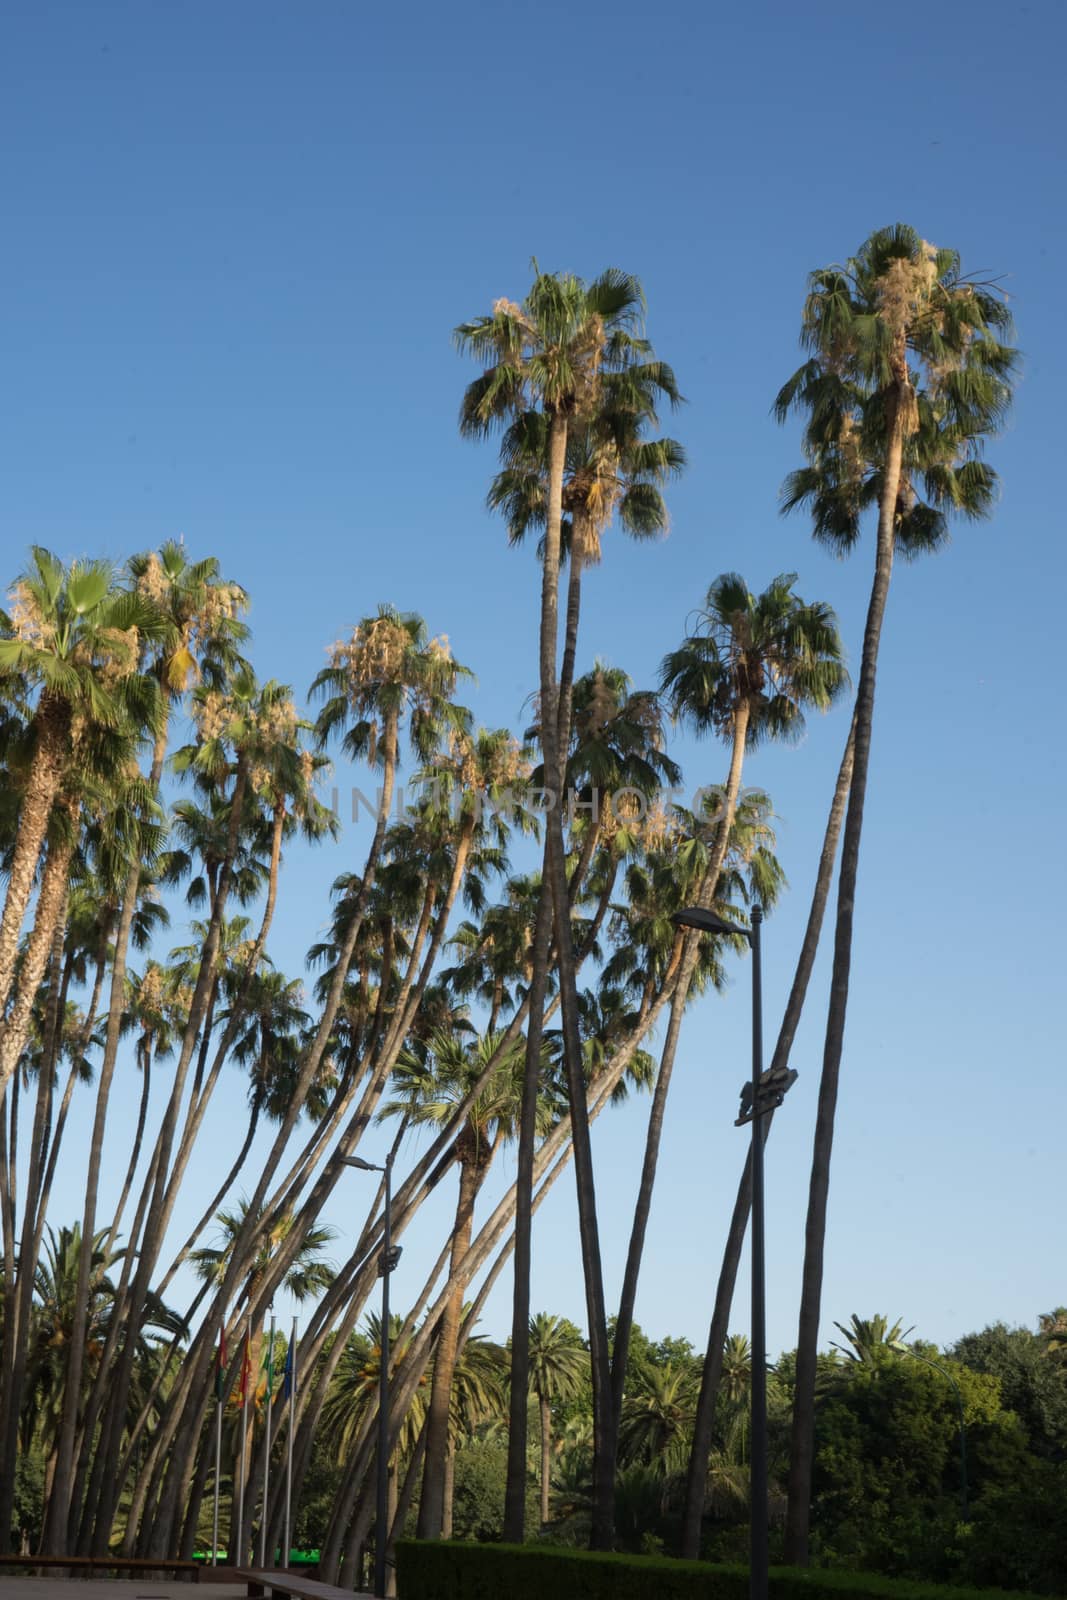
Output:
[{"xmin": 395, "ymin": 1540, "xmax": 1053, "ymax": 1600}]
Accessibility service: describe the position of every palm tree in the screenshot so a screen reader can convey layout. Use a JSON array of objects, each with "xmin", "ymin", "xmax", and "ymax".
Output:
[
  {"xmin": 51, "ymin": 559, "xmax": 249, "ymax": 1554},
  {"xmin": 720, "ymin": 1334, "xmax": 752, "ymax": 1405},
  {"xmin": 527, "ymin": 1312, "xmax": 586, "ymax": 1526},
  {"xmin": 608, "ymin": 575, "xmax": 847, "ymax": 1439},
  {"xmin": 192, "ymin": 1198, "xmax": 336, "ymax": 1529},
  {"xmin": 776, "ymin": 226, "xmax": 1016, "ymax": 1564},
  {"xmin": 830, "ymin": 1314, "xmax": 913, "ymax": 1365},
  {"xmin": 457, "ymin": 264, "xmax": 669, "ymax": 1548},
  {"xmin": 618, "ymin": 1362, "xmax": 696, "ymax": 1478},
  {"xmin": 0, "ymin": 548, "xmax": 160, "ymax": 1030},
  {"xmin": 1038, "ymin": 1308, "xmax": 1067, "ymax": 1363},
  {"xmin": 380, "ymin": 1028, "xmax": 547, "ymax": 1540}
]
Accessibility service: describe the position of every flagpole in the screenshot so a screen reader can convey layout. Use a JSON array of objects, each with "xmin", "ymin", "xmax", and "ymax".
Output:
[
  {"xmin": 260, "ymin": 1309, "xmax": 276, "ymax": 1566},
  {"xmin": 212, "ymin": 1355, "xmax": 223, "ymax": 1563},
  {"xmin": 235, "ymin": 1317, "xmax": 251, "ymax": 1566},
  {"xmin": 284, "ymin": 1316, "xmax": 297, "ymax": 1570}
]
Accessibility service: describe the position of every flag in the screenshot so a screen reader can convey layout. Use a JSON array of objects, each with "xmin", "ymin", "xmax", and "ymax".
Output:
[
  {"xmin": 263, "ymin": 1325, "xmax": 276, "ymax": 1402},
  {"xmin": 214, "ymin": 1327, "xmax": 228, "ymax": 1403},
  {"xmin": 282, "ymin": 1337, "xmax": 295, "ymax": 1402},
  {"xmin": 238, "ymin": 1328, "xmax": 252, "ymax": 1403}
]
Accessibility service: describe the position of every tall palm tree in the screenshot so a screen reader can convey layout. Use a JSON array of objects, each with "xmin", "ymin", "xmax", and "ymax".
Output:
[
  {"xmin": 0, "ymin": 548, "xmax": 161, "ymax": 1029},
  {"xmin": 527, "ymin": 1312, "xmax": 586, "ymax": 1526},
  {"xmin": 192, "ymin": 1198, "xmax": 336, "ymax": 1529},
  {"xmin": 380, "ymin": 1028, "xmax": 548, "ymax": 1539},
  {"xmin": 47, "ymin": 551, "xmax": 248, "ymax": 1553},
  {"xmin": 830, "ymin": 1314, "xmax": 912, "ymax": 1365},
  {"xmin": 608, "ymin": 575, "xmax": 847, "ymax": 1437},
  {"xmin": 775, "ymin": 226, "xmax": 1016, "ymax": 1564},
  {"xmin": 457, "ymin": 264, "xmax": 670, "ymax": 1548}
]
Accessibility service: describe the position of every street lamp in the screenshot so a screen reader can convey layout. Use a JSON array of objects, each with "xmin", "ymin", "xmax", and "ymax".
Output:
[
  {"xmin": 343, "ymin": 1152, "xmax": 401, "ymax": 1598},
  {"xmin": 891, "ymin": 1340, "xmax": 969, "ymax": 1520},
  {"xmin": 672, "ymin": 903, "xmax": 795, "ymax": 1600}
]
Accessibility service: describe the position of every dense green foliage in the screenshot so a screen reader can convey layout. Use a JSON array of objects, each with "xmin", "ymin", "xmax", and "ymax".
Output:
[{"xmin": 395, "ymin": 1541, "xmax": 1049, "ymax": 1600}]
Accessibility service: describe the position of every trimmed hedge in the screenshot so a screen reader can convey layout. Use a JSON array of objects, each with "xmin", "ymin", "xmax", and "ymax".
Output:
[{"xmin": 395, "ymin": 1541, "xmax": 1052, "ymax": 1600}]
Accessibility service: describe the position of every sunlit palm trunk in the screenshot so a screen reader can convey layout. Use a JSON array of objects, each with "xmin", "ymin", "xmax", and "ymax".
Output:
[
  {"xmin": 0, "ymin": 799, "xmax": 80, "ymax": 1090},
  {"xmin": 539, "ymin": 414, "xmax": 616, "ymax": 1552},
  {"xmin": 681, "ymin": 717, "xmax": 855, "ymax": 1558},
  {"xmin": 0, "ymin": 696, "xmax": 69, "ymax": 1019},
  {"xmin": 417, "ymin": 1153, "xmax": 481, "ymax": 1537},
  {"xmin": 784, "ymin": 382, "xmax": 905, "ymax": 1564},
  {"xmin": 138, "ymin": 719, "xmax": 400, "ymax": 1556},
  {"xmin": 539, "ymin": 1393, "xmax": 553, "ymax": 1526},
  {"xmin": 610, "ymin": 697, "xmax": 751, "ymax": 1432},
  {"xmin": 43, "ymin": 720, "xmax": 170, "ymax": 1552},
  {"xmin": 83, "ymin": 760, "xmax": 249, "ymax": 1554},
  {"xmin": 0, "ymin": 913, "xmax": 68, "ymax": 1537}
]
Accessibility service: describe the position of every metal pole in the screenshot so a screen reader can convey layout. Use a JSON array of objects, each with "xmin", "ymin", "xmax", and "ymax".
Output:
[
  {"xmin": 374, "ymin": 1153, "xmax": 393, "ymax": 1600},
  {"xmin": 212, "ymin": 1383, "xmax": 222, "ymax": 1564},
  {"xmin": 260, "ymin": 1309, "xmax": 276, "ymax": 1566},
  {"xmin": 235, "ymin": 1317, "xmax": 250, "ymax": 1566},
  {"xmin": 284, "ymin": 1316, "xmax": 297, "ymax": 1568},
  {"xmin": 749, "ymin": 906, "xmax": 768, "ymax": 1600}
]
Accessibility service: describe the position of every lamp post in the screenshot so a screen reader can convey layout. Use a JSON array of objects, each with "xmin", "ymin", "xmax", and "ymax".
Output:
[
  {"xmin": 891, "ymin": 1341, "xmax": 968, "ymax": 1520},
  {"xmin": 344, "ymin": 1152, "xmax": 401, "ymax": 1598},
  {"xmin": 671, "ymin": 904, "xmax": 796, "ymax": 1600}
]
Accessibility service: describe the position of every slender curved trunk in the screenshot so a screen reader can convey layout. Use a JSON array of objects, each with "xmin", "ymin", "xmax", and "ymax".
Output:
[
  {"xmin": 0, "ymin": 696, "xmax": 70, "ymax": 1017},
  {"xmin": 107, "ymin": 1045, "xmax": 153, "ymax": 1251},
  {"xmin": 0, "ymin": 800, "xmax": 80, "ymax": 1092},
  {"xmin": 84, "ymin": 760, "xmax": 248, "ymax": 1553},
  {"xmin": 784, "ymin": 381, "xmax": 905, "ymax": 1565},
  {"xmin": 140, "ymin": 726, "xmax": 400, "ymax": 1556},
  {"xmin": 0, "ymin": 914, "xmax": 67, "ymax": 1534},
  {"xmin": 158, "ymin": 1098, "xmax": 261, "ymax": 1297},
  {"xmin": 43, "ymin": 721, "xmax": 169, "ymax": 1552},
  {"xmin": 416, "ymin": 1154, "xmax": 481, "ymax": 1537},
  {"xmin": 680, "ymin": 716, "xmax": 855, "ymax": 1558},
  {"xmin": 536, "ymin": 412, "xmax": 615, "ymax": 1551},
  {"xmin": 507, "ymin": 415, "xmax": 577, "ymax": 1543},
  {"xmin": 539, "ymin": 1392, "xmax": 552, "ymax": 1526},
  {"xmin": 610, "ymin": 699, "xmax": 751, "ymax": 1432},
  {"xmin": 503, "ymin": 883, "xmax": 553, "ymax": 1541}
]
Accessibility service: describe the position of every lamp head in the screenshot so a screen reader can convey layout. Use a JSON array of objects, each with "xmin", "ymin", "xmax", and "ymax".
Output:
[{"xmin": 672, "ymin": 906, "xmax": 748, "ymax": 939}]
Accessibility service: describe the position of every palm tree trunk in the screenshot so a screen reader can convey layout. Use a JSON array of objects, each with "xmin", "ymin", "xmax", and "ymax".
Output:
[
  {"xmin": 139, "ymin": 724, "xmax": 402, "ymax": 1556},
  {"xmin": 503, "ymin": 881, "xmax": 553, "ymax": 1542},
  {"xmin": 441, "ymin": 1445, "xmax": 455, "ymax": 1540},
  {"xmin": 537, "ymin": 412, "xmax": 616, "ymax": 1552},
  {"xmin": 82, "ymin": 760, "xmax": 249, "ymax": 1553},
  {"xmin": 0, "ymin": 801, "xmax": 79, "ymax": 1092},
  {"xmin": 107, "ymin": 1045, "xmax": 153, "ymax": 1251},
  {"xmin": 610, "ymin": 698, "xmax": 752, "ymax": 1433},
  {"xmin": 784, "ymin": 382, "xmax": 906, "ymax": 1565},
  {"xmin": 157, "ymin": 1098, "xmax": 261, "ymax": 1297},
  {"xmin": 540, "ymin": 1393, "xmax": 552, "ymax": 1527},
  {"xmin": 416, "ymin": 1157, "xmax": 480, "ymax": 1538},
  {"xmin": 680, "ymin": 717, "xmax": 855, "ymax": 1559},
  {"xmin": 0, "ymin": 696, "xmax": 70, "ymax": 1018},
  {"xmin": 0, "ymin": 913, "xmax": 68, "ymax": 1538},
  {"xmin": 42, "ymin": 721, "xmax": 170, "ymax": 1552}
]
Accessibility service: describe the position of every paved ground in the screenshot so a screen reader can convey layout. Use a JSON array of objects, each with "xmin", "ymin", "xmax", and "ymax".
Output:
[{"xmin": 0, "ymin": 1585, "xmax": 245, "ymax": 1600}]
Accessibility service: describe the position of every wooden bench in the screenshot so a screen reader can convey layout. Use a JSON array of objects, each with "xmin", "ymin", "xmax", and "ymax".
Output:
[
  {"xmin": 238, "ymin": 1567, "xmax": 372, "ymax": 1600},
  {"xmin": 0, "ymin": 1554, "xmax": 200, "ymax": 1579}
]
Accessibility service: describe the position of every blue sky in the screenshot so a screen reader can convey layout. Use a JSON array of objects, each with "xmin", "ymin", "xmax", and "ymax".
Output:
[{"xmin": 2, "ymin": 0, "xmax": 1064, "ymax": 1358}]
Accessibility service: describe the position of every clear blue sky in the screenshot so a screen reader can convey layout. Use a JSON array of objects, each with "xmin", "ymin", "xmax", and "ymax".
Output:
[{"xmin": 3, "ymin": 0, "xmax": 1064, "ymax": 1358}]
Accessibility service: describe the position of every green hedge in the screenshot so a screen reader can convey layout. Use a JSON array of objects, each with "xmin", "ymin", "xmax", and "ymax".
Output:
[{"xmin": 395, "ymin": 1541, "xmax": 1053, "ymax": 1600}]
